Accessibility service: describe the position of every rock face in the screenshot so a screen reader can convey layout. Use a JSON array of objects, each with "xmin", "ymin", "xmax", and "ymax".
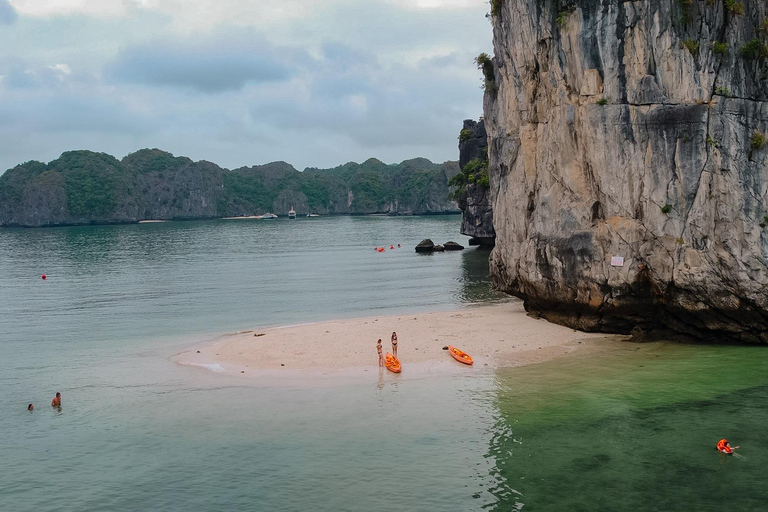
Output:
[
  {"xmin": 485, "ymin": 0, "xmax": 768, "ymax": 342},
  {"xmin": 458, "ymin": 119, "xmax": 495, "ymax": 247}
]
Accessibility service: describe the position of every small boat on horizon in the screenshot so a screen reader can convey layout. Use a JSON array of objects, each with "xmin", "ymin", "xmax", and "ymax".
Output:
[
  {"xmin": 307, "ymin": 213, "xmax": 320, "ymax": 217},
  {"xmin": 288, "ymin": 207, "xmax": 296, "ymax": 219},
  {"xmin": 262, "ymin": 213, "xmax": 278, "ymax": 219}
]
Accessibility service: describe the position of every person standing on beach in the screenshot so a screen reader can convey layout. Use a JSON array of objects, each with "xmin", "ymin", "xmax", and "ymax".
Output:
[
  {"xmin": 391, "ymin": 332, "xmax": 398, "ymax": 358},
  {"xmin": 51, "ymin": 392, "xmax": 61, "ymax": 407},
  {"xmin": 377, "ymin": 339, "xmax": 384, "ymax": 366}
]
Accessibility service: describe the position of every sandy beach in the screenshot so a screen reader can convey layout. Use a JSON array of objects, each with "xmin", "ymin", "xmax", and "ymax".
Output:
[{"xmin": 174, "ymin": 300, "xmax": 624, "ymax": 383}]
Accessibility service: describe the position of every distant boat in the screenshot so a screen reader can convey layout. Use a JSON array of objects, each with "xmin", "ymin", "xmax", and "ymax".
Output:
[
  {"xmin": 262, "ymin": 213, "xmax": 277, "ymax": 219},
  {"xmin": 307, "ymin": 213, "xmax": 320, "ymax": 217},
  {"xmin": 288, "ymin": 207, "xmax": 296, "ymax": 219}
]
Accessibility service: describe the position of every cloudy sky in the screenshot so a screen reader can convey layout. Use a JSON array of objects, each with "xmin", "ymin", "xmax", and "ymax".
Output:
[{"xmin": 0, "ymin": 0, "xmax": 492, "ymax": 173}]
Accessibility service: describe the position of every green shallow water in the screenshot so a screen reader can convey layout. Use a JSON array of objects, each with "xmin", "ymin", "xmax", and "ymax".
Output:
[
  {"xmin": 487, "ymin": 342, "xmax": 768, "ymax": 511},
  {"xmin": 2, "ymin": 216, "xmax": 768, "ymax": 511}
]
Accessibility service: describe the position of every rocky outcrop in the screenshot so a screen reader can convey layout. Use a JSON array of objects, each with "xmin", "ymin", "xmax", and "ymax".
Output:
[
  {"xmin": 444, "ymin": 241, "xmax": 465, "ymax": 251},
  {"xmin": 485, "ymin": 0, "xmax": 768, "ymax": 343},
  {"xmin": 457, "ymin": 119, "xmax": 495, "ymax": 247},
  {"xmin": 415, "ymin": 239, "xmax": 435, "ymax": 252}
]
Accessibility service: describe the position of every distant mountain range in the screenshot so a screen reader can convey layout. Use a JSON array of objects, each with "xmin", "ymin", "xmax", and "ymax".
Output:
[{"xmin": 0, "ymin": 149, "xmax": 460, "ymax": 227}]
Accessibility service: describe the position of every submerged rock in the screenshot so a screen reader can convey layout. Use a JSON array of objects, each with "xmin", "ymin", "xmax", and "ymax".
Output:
[
  {"xmin": 484, "ymin": 0, "xmax": 768, "ymax": 343},
  {"xmin": 443, "ymin": 241, "xmax": 465, "ymax": 251}
]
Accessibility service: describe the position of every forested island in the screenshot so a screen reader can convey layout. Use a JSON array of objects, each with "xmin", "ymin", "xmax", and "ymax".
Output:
[{"xmin": 0, "ymin": 149, "xmax": 460, "ymax": 227}]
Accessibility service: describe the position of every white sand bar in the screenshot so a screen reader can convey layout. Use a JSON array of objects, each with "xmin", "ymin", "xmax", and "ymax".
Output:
[{"xmin": 174, "ymin": 301, "xmax": 622, "ymax": 383}]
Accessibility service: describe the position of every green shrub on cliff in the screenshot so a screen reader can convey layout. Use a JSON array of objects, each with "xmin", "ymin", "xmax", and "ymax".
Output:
[
  {"xmin": 475, "ymin": 53, "xmax": 495, "ymax": 91},
  {"xmin": 491, "ymin": 0, "xmax": 503, "ymax": 17},
  {"xmin": 459, "ymin": 128, "xmax": 474, "ymax": 143},
  {"xmin": 683, "ymin": 38, "xmax": 699, "ymax": 53},
  {"xmin": 724, "ymin": 0, "xmax": 745, "ymax": 15},
  {"xmin": 711, "ymin": 41, "xmax": 728, "ymax": 55},
  {"xmin": 751, "ymin": 131, "xmax": 766, "ymax": 150},
  {"xmin": 715, "ymin": 86, "xmax": 731, "ymax": 96},
  {"xmin": 449, "ymin": 146, "xmax": 489, "ymax": 199},
  {"xmin": 739, "ymin": 39, "xmax": 768, "ymax": 58}
]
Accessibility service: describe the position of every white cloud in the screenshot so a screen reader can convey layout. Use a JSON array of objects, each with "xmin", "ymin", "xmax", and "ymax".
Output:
[
  {"xmin": 0, "ymin": 0, "xmax": 492, "ymax": 173},
  {"xmin": 49, "ymin": 63, "xmax": 71, "ymax": 74},
  {"xmin": 10, "ymin": 0, "xmax": 128, "ymax": 17}
]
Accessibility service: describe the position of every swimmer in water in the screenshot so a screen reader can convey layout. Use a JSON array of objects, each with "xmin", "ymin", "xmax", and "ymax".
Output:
[
  {"xmin": 51, "ymin": 392, "xmax": 61, "ymax": 407},
  {"xmin": 27, "ymin": 404, "xmax": 34, "ymax": 411},
  {"xmin": 716, "ymin": 439, "xmax": 739, "ymax": 454}
]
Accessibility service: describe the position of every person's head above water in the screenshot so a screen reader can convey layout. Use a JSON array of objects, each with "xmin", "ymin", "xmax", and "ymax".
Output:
[
  {"xmin": 56, "ymin": 392, "xmax": 61, "ymax": 397},
  {"xmin": 27, "ymin": 404, "xmax": 33, "ymax": 411}
]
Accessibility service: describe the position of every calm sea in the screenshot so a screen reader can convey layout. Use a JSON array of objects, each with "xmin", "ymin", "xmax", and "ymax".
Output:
[{"xmin": 1, "ymin": 215, "xmax": 767, "ymax": 511}]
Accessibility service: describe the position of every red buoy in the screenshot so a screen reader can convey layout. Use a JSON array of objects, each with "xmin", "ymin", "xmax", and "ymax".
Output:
[
  {"xmin": 390, "ymin": 245, "xmax": 394, "ymax": 249},
  {"xmin": 41, "ymin": 274, "xmax": 47, "ymax": 280}
]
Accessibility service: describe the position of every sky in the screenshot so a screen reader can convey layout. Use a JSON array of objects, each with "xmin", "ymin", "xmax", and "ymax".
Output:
[{"xmin": 0, "ymin": 0, "xmax": 492, "ymax": 173}]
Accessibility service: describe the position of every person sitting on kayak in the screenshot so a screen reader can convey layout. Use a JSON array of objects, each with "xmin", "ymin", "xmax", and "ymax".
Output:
[
  {"xmin": 391, "ymin": 332, "xmax": 398, "ymax": 358},
  {"xmin": 377, "ymin": 339, "xmax": 383, "ymax": 367},
  {"xmin": 716, "ymin": 439, "xmax": 739, "ymax": 454}
]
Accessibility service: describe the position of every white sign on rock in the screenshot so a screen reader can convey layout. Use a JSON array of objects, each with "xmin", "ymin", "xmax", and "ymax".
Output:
[{"xmin": 610, "ymin": 256, "xmax": 624, "ymax": 267}]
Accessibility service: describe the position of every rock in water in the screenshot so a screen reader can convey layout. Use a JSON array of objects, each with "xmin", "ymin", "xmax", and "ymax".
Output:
[
  {"xmin": 484, "ymin": 0, "xmax": 768, "ymax": 343},
  {"xmin": 434, "ymin": 245, "xmax": 445, "ymax": 252},
  {"xmin": 443, "ymin": 241, "xmax": 465, "ymax": 251},
  {"xmin": 415, "ymin": 239, "xmax": 435, "ymax": 252}
]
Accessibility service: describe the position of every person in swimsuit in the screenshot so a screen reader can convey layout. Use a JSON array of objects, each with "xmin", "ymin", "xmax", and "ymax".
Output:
[
  {"xmin": 377, "ymin": 339, "xmax": 384, "ymax": 366},
  {"xmin": 51, "ymin": 392, "xmax": 61, "ymax": 407},
  {"xmin": 716, "ymin": 439, "xmax": 739, "ymax": 454},
  {"xmin": 391, "ymin": 332, "xmax": 398, "ymax": 358}
]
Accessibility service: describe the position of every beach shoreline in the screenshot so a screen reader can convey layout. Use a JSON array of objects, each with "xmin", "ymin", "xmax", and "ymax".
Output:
[{"xmin": 173, "ymin": 300, "xmax": 626, "ymax": 385}]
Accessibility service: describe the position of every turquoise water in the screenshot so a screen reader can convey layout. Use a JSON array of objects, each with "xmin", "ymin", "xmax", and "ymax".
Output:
[{"xmin": 2, "ymin": 216, "xmax": 768, "ymax": 511}]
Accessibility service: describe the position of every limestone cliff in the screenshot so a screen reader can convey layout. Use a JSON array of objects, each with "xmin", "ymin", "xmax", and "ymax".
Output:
[
  {"xmin": 486, "ymin": 0, "xmax": 768, "ymax": 342},
  {"xmin": 457, "ymin": 119, "xmax": 495, "ymax": 246},
  {"xmin": 0, "ymin": 150, "xmax": 460, "ymax": 226}
]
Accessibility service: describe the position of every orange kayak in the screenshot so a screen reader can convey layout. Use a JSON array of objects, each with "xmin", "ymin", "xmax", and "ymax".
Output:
[
  {"xmin": 448, "ymin": 346, "xmax": 473, "ymax": 365},
  {"xmin": 385, "ymin": 353, "xmax": 401, "ymax": 373}
]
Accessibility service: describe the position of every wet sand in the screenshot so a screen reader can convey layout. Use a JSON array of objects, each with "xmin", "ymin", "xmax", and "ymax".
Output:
[{"xmin": 174, "ymin": 301, "xmax": 624, "ymax": 384}]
